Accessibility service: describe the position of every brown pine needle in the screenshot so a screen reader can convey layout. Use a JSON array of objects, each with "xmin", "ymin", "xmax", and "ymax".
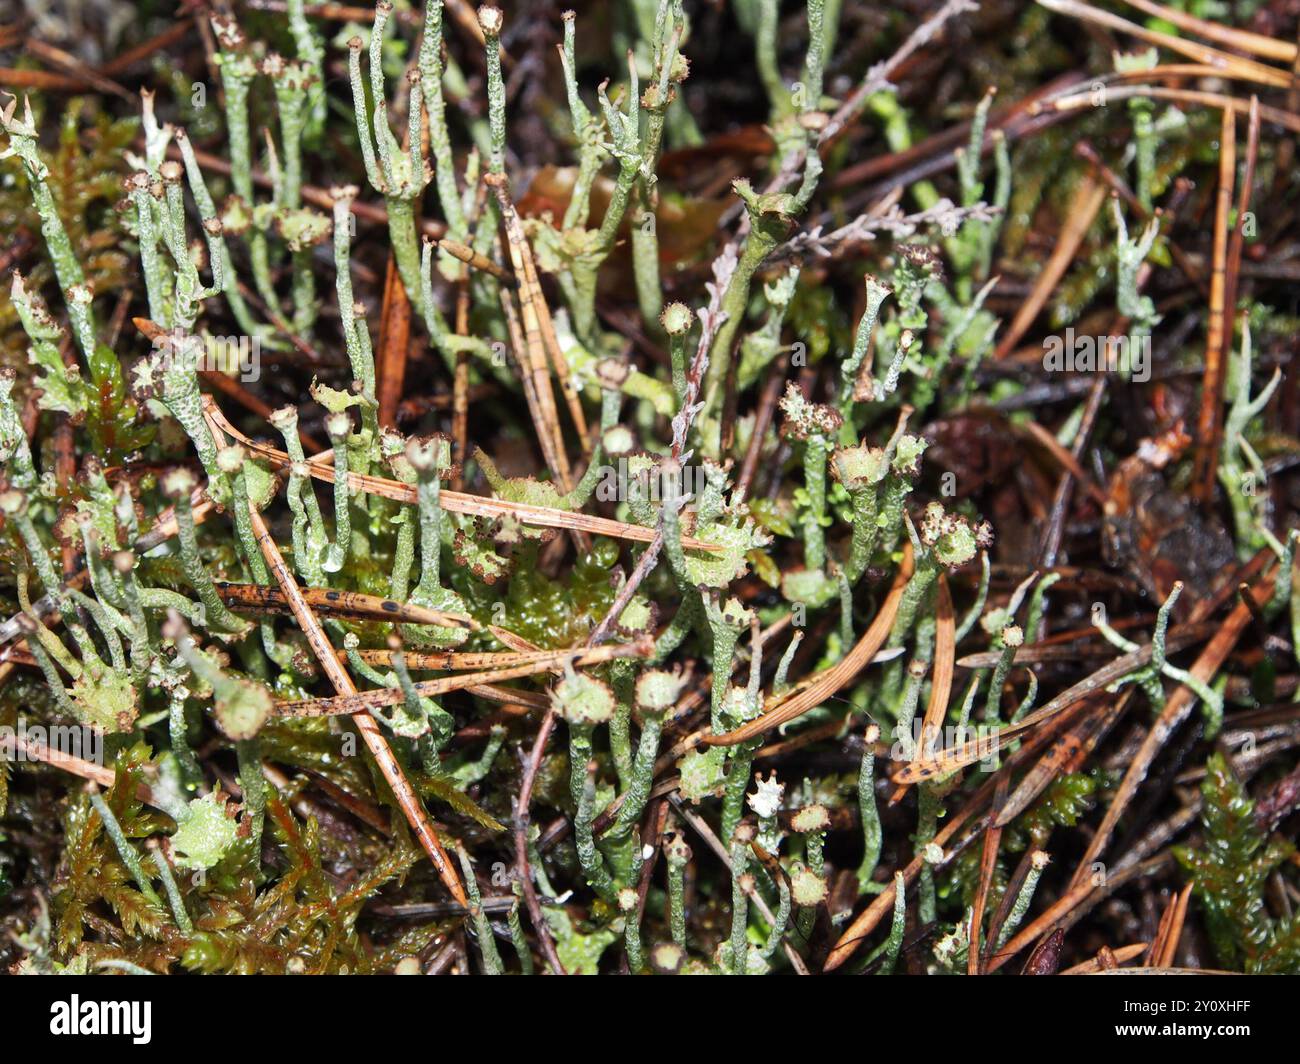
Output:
[
  {"xmin": 201, "ymin": 398, "xmax": 721, "ymax": 551},
  {"xmin": 485, "ymin": 173, "xmax": 585, "ymax": 491},
  {"xmin": 704, "ymin": 546, "xmax": 913, "ymax": 747},
  {"xmin": 273, "ymin": 638, "xmax": 653, "ymax": 718},
  {"xmin": 245, "ymin": 502, "xmax": 468, "ymax": 907},
  {"xmin": 1192, "ymin": 106, "xmax": 1236, "ymax": 504},
  {"xmin": 438, "ymin": 238, "xmax": 517, "ymax": 286},
  {"xmin": 1034, "ymin": 84, "xmax": 1300, "ymax": 135},
  {"xmin": 995, "ymin": 691, "xmax": 1132, "ymax": 827},
  {"xmin": 377, "ymin": 253, "xmax": 412, "ymax": 429},
  {"xmin": 969, "ymin": 775, "xmax": 1010, "ymax": 975},
  {"xmin": 918, "ymin": 572, "xmax": 956, "ymax": 758},
  {"xmin": 213, "ymin": 581, "xmax": 477, "ymax": 629},
  {"xmin": 488, "ymin": 175, "xmax": 589, "ymax": 448},
  {"xmin": 1036, "ymin": 0, "xmax": 1292, "ymax": 88},
  {"xmin": 887, "ymin": 569, "xmax": 957, "ymax": 804},
  {"xmin": 1062, "ymin": 943, "xmax": 1149, "ymax": 974},
  {"xmin": 1153, "ymin": 882, "xmax": 1194, "ymax": 968},
  {"xmin": 355, "ymin": 645, "xmax": 626, "ymax": 672},
  {"xmin": 1217, "ymin": 96, "xmax": 1262, "ymax": 475},
  {"xmin": 994, "ymin": 174, "xmax": 1107, "ymax": 359},
  {"xmin": 0, "ymin": 729, "xmax": 121, "ymax": 793},
  {"xmin": 1115, "ymin": 0, "xmax": 1296, "ymax": 63}
]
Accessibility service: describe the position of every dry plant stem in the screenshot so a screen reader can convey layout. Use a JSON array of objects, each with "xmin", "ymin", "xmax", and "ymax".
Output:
[
  {"xmin": 1037, "ymin": 0, "xmax": 1291, "ymax": 87},
  {"xmin": 355, "ymin": 646, "xmax": 602, "ymax": 671},
  {"xmin": 1036, "ymin": 85, "xmax": 1300, "ymax": 134},
  {"xmin": 969, "ymin": 775, "xmax": 1010, "ymax": 975},
  {"xmin": 273, "ymin": 640, "xmax": 650, "ymax": 717},
  {"xmin": 245, "ymin": 502, "xmax": 467, "ymax": 907},
  {"xmin": 1151, "ymin": 882, "xmax": 1193, "ymax": 968},
  {"xmin": 1, "ymin": 731, "xmax": 124, "ymax": 793},
  {"xmin": 451, "ymin": 276, "xmax": 471, "ymax": 485},
  {"xmin": 377, "ymin": 255, "xmax": 412, "ymax": 428},
  {"xmin": 485, "ymin": 173, "xmax": 586, "ymax": 479},
  {"xmin": 1215, "ymin": 97, "xmax": 1261, "ymax": 486},
  {"xmin": 201, "ymin": 400, "xmax": 720, "ymax": 551},
  {"xmin": 705, "ymin": 546, "xmax": 913, "ymax": 746},
  {"xmin": 1114, "ymin": 0, "xmax": 1295, "ymax": 60},
  {"xmin": 996, "ymin": 691, "xmax": 1132, "ymax": 827},
  {"xmin": 994, "ymin": 174, "xmax": 1106, "ymax": 359},
  {"xmin": 514, "ymin": 709, "xmax": 566, "ymax": 975},
  {"xmin": 1192, "ymin": 106, "xmax": 1236, "ymax": 505}
]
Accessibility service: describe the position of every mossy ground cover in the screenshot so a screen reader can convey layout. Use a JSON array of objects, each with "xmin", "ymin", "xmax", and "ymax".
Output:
[{"xmin": 0, "ymin": 0, "xmax": 1298, "ymax": 976}]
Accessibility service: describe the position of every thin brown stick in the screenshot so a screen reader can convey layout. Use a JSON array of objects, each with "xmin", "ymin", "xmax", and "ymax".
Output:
[
  {"xmin": 1036, "ymin": 0, "xmax": 1292, "ymax": 88},
  {"xmin": 514, "ymin": 709, "xmax": 567, "ymax": 974},
  {"xmin": 703, "ymin": 546, "xmax": 913, "ymax": 747},
  {"xmin": 1192, "ymin": 107, "xmax": 1236, "ymax": 504},
  {"xmin": 201, "ymin": 398, "xmax": 721, "ymax": 551},
  {"xmin": 273, "ymin": 638, "xmax": 652, "ymax": 717},
  {"xmin": 969, "ymin": 775, "xmax": 1009, "ymax": 975},
  {"xmin": 995, "ymin": 174, "xmax": 1107, "ymax": 359},
  {"xmin": 1115, "ymin": 0, "xmax": 1295, "ymax": 61},
  {"xmin": 245, "ymin": 502, "xmax": 467, "ymax": 907},
  {"xmin": 377, "ymin": 253, "xmax": 412, "ymax": 429},
  {"xmin": 439, "ymin": 238, "xmax": 516, "ymax": 286},
  {"xmin": 485, "ymin": 174, "xmax": 582, "ymax": 490}
]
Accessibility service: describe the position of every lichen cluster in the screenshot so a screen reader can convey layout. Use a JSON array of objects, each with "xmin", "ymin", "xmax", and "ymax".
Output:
[{"xmin": 1, "ymin": 0, "xmax": 1298, "ymax": 976}]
